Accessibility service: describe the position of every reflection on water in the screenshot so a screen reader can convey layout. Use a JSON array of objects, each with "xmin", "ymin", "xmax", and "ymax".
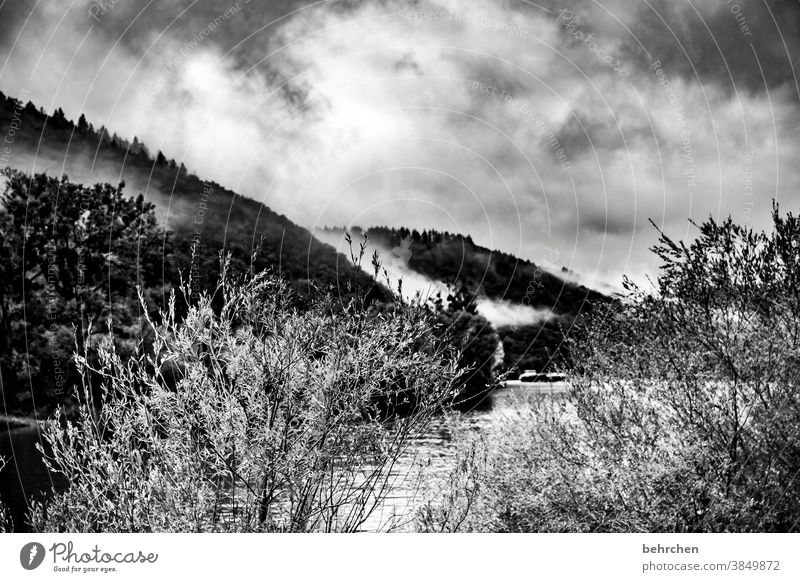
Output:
[
  {"xmin": 361, "ymin": 382, "xmax": 568, "ymax": 531},
  {"xmin": 0, "ymin": 383, "xmax": 567, "ymax": 532}
]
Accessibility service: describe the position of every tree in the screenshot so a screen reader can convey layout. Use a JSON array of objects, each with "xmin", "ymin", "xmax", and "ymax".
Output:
[
  {"xmin": 421, "ymin": 206, "xmax": 800, "ymax": 532},
  {"xmin": 0, "ymin": 169, "xmax": 171, "ymax": 414},
  {"xmin": 430, "ymin": 285, "xmax": 501, "ymax": 408},
  {"xmin": 98, "ymin": 125, "xmax": 110, "ymax": 145},
  {"xmin": 28, "ymin": 267, "xmax": 460, "ymax": 532},
  {"xmin": 50, "ymin": 107, "xmax": 68, "ymax": 128}
]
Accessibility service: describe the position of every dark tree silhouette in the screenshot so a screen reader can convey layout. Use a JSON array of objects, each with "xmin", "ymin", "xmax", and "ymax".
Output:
[{"xmin": 0, "ymin": 168, "xmax": 172, "ymax": 414}]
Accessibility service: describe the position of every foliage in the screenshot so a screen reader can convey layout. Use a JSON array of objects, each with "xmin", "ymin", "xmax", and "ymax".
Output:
[
  {"xmin": 29, "ymin": 266, "xmax": 460, "ymax": 532},
  {"xmin": 0, "ymin": 456, "xmax": 9, "ymax": 532},
  {"xmin": 321, "ymin": 226, "xmax": 606, "ymax": 379},
  {"xmin": 496, "ymin": 320, "xmax": 567, "ymax": 374},
  {"xmin": 0, "ymin": 92, "xmax": 371, "ymax": 300},
  {"xmin": 0, "ymin": 88, "xmax": 376, "ymax": 416},
  {"xmin": 0, "ymin": 168, "xmax": 171, "ymax": 415},
  {"xmin": 428, "ymin": 285, "xmax": 501, "ymax": 408},
  {"xmin": 419, "ymin": 207, "xmax": 800, "ymax": 532}
]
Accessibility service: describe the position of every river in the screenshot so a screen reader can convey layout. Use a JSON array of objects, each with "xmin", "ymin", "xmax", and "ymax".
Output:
[
  {"xmin": 0, "ymin": 382, "xmax": 566, "ymax": 532},
  {"xmin": 0, "ymin": 421, "xmax": 62, "ymax": 532},
  {"xmin": 361, "ymin": 380, "xmax": 566, "ymax": 531}
]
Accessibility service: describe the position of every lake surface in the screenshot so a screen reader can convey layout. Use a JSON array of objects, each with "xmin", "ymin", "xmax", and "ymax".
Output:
[
  {"xmin": 0, "ymin": 382, "xmax": 567, "ymax": 532},
  {"xmin": 362, "ymin": 381, "xmax": 567, "ymax": 531},
  {"xmin": 0, "ymin": 422, "xmax": 62, "ymax": 532}
]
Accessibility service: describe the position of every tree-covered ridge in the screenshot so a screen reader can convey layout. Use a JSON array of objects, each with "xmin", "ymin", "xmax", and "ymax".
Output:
[
  {"xmin": 321, "ymin": 225, "xmax": 605, "ymax": 314},
  {"xmin": 0, "ymin": 90, "xmax": 385, "ymax": 417},
  {"xmin": 0, "ymin": 91, "xmax": 497, "ymax": 420},
  {"xmin": 0, "ymin": 90, "xmax": 368, "ymax": 294},
  {"xmin": 321, "ymin": 225, "xmax": 608, "ymax": 375}
]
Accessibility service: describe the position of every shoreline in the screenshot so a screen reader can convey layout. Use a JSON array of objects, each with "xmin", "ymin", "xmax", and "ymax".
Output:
[{"xmin": 0, "ymin": 413, "xmax": 41, "ymax": 432}]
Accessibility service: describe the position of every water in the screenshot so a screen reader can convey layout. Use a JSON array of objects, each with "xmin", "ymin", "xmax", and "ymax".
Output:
[
  {"xmin": 361, "ymin": 381, "xmax": 567, "ymax": 531},
  {"xmin": 0, "ymin": 382, "xmax": 567, "ymax": 532},
  {"xmin": 0, "ymin": 423, "xmax": 62, "ymax": 532}
]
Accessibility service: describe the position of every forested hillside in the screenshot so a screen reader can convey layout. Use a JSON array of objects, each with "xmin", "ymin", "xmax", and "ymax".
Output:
[
  {"xmin": 321, "ymin": 226, "xmax": 609, "ymax": 374},
  {"xmin": 0, "ymin": 91, "xmax": 382, "ymax": 416},
  {"xmin": 0, "ymin": 90, "xmax": 369, "ymax": 296}
]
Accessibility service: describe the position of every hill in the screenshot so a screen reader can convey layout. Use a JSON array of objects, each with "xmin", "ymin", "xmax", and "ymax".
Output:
[
  {"xmin": 0, "ymin": 90, "xmax": 387, "ymax": 416},
  {"xmin": 0, "ymin": 90, "xmax": 369, "ymax": 297},
  {"xmin": 319, "ymin": 226, "xmax": 609, "ymax": 374},
  {"xmin": 0, "ymin": 89, "xmax": 606, "ymax": 389}
]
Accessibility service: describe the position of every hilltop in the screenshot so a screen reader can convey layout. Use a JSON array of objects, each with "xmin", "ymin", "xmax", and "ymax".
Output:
[
  {"xmin": 0, "ymin": 90, "xmax": 370, "ymax": 297},
  {"xmin": 319, "ymin": 226, "xmax": 609, "ymax": 374}
]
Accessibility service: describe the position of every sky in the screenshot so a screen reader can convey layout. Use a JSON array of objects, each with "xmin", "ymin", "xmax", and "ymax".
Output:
[{"xmin": 1, "ymin": 0, "xmax": 799, "ymax": 290}]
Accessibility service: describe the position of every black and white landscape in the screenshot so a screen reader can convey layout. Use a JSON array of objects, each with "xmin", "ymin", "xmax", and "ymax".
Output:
[{"xmin": 1, "ymin": 0, "xmax": 799, "ymax": 533}]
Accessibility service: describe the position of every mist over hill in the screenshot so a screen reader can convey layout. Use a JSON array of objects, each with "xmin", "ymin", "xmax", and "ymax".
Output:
[
  {"xmin": 317, "ymin": 226, "xmax": 609, "ymax": 374},
  {"xmin": 0, "ymin": 90, "xmax": 371, "ymax": 298}
]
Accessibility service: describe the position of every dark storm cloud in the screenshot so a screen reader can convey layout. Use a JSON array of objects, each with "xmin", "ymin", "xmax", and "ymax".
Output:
[
  {"xmin": 619, "ymin": 0, "xmax": 800, "ymax": 97},
  {"xmin": 85, "ymin": 0, "xmax": 309, "ymax": 57},
  {"xmin": 506, "ymin": 0, "xmax": 800, "ymax": 97},
  {"xmin": 556, "ymin": 111, "xmax": 626, "ymax": 155},
  {"xmin": 0, "ymin": 0, "xmax": 368, "ymax": 72},
  {"xmin": 0, "ymin": 0, "xmax": 42, "ymax": 55}
]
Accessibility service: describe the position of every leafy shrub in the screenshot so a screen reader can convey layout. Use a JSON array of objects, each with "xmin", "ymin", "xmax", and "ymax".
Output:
[
  {"xmin": 0, "ymin": 168, "xmax": 171, "ymax": 415},
  {"xmin": 30, "ymin": 267, "xmax": 459, "ymax": 532},
  {"xmin": 428, "ymin": 286, "xmax": 501, "ymax": 408},
  {"xmin": 0, "ymin": 456, "xmax": 9, "ymax": 532},
  {"xmin": 420, "ymin": 207, "xmax": 800, "ymax": 532}
]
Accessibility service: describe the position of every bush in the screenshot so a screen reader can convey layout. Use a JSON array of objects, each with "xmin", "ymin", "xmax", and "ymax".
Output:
[
  {"xmin": 30, "ymin": 267, "xmax": 460, "ymax": 532},
  {"xmin": 0, "ymin": 456, "xmax": 9, "ymax": 532},
  {"xmin": 0, "ymin": 168, "xmax": 171, "ymax": 415},
  {"xmin": 433, "ymin": 303, "xmax": 500, "ymax": 408},
  {"xmin": 419, "ymin": 207, "xmax": 800, "ymax": 532}
]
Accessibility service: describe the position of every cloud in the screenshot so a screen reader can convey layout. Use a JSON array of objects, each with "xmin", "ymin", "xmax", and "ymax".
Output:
[
  {"xmin": 0, "ymin": 0, "xmax": 798, "ymax": 290},
  {"xmin": 313, "ymin": 227, "xmax": 556, "ymax": 327},
  {"xmin": 475, "ymin": 299, "xmax": 555, "ymax": 328}
]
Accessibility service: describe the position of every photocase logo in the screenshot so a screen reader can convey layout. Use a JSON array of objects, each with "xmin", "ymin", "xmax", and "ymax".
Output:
[{"xmin": 20, "ymin": 542, "xmax": 46, "ymax": 570}]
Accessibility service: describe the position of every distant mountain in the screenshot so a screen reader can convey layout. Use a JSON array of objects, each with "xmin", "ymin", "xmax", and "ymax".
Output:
[
  {"xmin": 319, "ymin": 226, "xmax": 610, "ymax": 374},
  {"xmin": 0, "ymin": 90, "xmax": 371, "ymax": 298}
]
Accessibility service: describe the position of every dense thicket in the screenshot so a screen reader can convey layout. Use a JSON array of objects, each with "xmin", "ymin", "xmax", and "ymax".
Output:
[
  {"xmin": 27, "ymin": 269, "xmax": 460, "ymax": 532},
  {"xmin": 0, "ymin": 90, "xmax": 382, "ymax": 415},
  {"xmin": 0, "ymin": 168, "xmax": 171, "ymax": 414},
  {"xmin": 421, "ymin": 208, "xmax": 800, "ymax": 532}
]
